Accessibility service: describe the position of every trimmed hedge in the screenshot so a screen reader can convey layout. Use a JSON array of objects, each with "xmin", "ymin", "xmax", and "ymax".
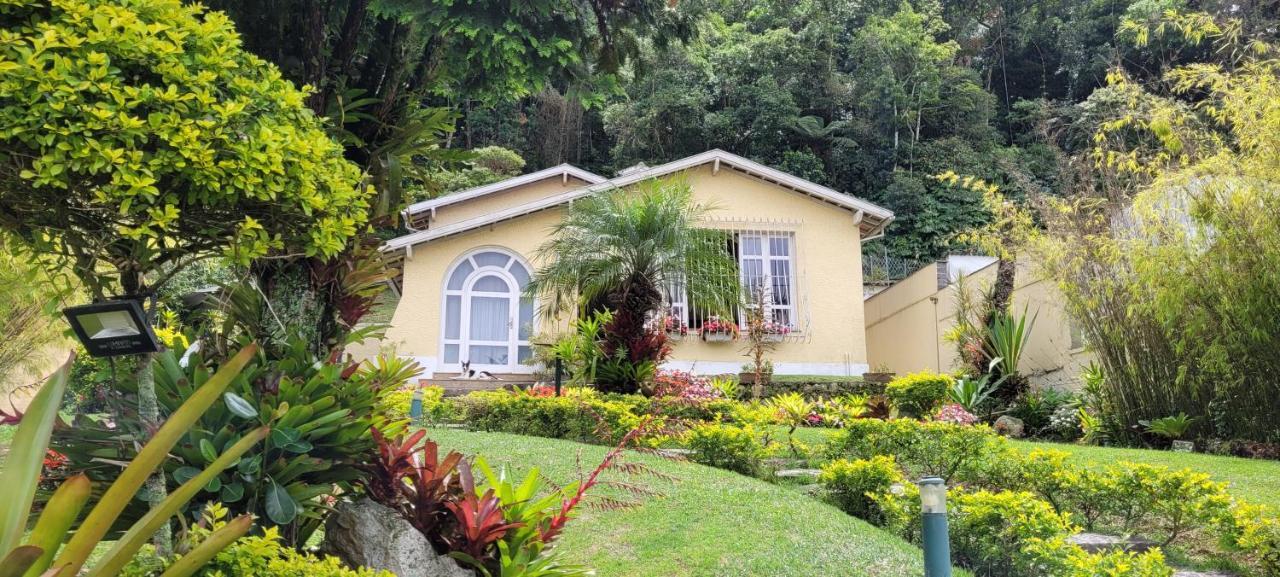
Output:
[{"xmin": 452, "ymin": 391, "xmax": 642, "ymax": 444}]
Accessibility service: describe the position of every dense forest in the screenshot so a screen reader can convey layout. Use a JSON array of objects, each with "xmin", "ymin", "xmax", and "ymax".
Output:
[{"xmin": 438, "ymin": 0, "xmax": 1277, "ymax": 260}]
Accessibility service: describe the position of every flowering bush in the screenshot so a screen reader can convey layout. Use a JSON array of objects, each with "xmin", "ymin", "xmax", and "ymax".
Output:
[
  {"xmin": 662, "ymin": 315, "xmax": 689, "ymax": 335},
  {"xmin": 936, "ymin": 403, "xmax": 978, "ymax": 425},
  {"xmin": 651, "ymin": 369, "xmax": 721, "ymax": 400},
  {"xmin": 699, "ymin": 316, "xmax": 739, "ymax": 338},
  {"xmin": 761, "ymin": 321, "xmax": 792, "ymax": 335},
  {"xmin": 524, "ymin": 384, "xmax": 557, "ymax": 397}
]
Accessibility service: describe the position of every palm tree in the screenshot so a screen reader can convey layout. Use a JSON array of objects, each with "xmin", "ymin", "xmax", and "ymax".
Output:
[{"xmin": 529, "ymin": 177, "xmax": 740, "ymax": 392}]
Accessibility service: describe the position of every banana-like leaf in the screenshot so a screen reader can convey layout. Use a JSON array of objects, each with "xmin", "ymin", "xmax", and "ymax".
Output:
[
  {"xmin": 0, "ymin": 354, "xmax": 72, "ymax": 556},
  {"xmin": 86, "ymin": 427, "xmax": 268, "ymax": 577},
  {"xmin": 158, "ymin": 515, "xmax": 253, "ymax": 577},
  {"xmin": 21, "ymin": 474, "xmax": 92, "ymax": 577},
  {"xmin": 0, "ymin": 546, "xmax": 44, "ymax": 577},
  {"xmin": 53, "ymin": 345, "xmax": 258, "ymax": 575}
]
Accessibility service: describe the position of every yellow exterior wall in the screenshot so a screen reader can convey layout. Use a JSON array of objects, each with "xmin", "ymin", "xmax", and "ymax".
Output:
[
  {"xmin": 428, "ymin": 176, "xmax": 595, "ymax": 229},
  {"xmin": 384, "ymin": 164, "xmax": 871, "ymax": 376},
  {"xmin": 865, "ymin": 260, "xmax": 1094, "ymax": 389}
]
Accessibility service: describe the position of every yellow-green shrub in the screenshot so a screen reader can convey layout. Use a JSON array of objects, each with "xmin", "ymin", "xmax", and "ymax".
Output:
[
  {"xmin": 829, "ymin": 418, "xmax": 1016, "ymax": 483},
  {"xmin": 683, "ymin": 422, "xmax": 767, "ymax": 476},
  {"xmin": 453, "ymin": 391, "xmax": 643, "ymax": 444},
  {"xmin": 1218, "ymin": 502, "xmax": 1280, "ymax": 577},
  {"xmin": 884, "ymin": 372, "xmax": 954, "ymax": 418},
  {"xmin": 378, "ymin": 385, "xmax": 446, "ymax": 421},
  {"xmin": 819, "ymin": 456, "xmax": 904, "ymax": 523}
]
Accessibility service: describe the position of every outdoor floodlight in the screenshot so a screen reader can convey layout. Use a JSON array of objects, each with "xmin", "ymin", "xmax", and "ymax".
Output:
[{"xmin": 63, "ymin": 299, "xmax": 163, "ymax": 357}]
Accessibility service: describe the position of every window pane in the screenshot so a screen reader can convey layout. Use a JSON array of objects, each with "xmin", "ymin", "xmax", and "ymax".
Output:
[
  {"xmin": 518, "ymin": 297, "xmax": 534, "ymax": 339},
  {"xmin": 444, "ymin": 344, "xmax": 459, "ymax": 363},
  {"xmin": 771, "ymin": 308, "xmax": 791, "ymax": 326},
  {"xmin": 769, "ymin": 236, "xmax": 790, "ymax": 256},
  {"xmin": 518, "ymin": 346, "xmax": 532, "ymax": 363},
  {"xmin": 468, "ymin": 345, "xmax": 509, "ymax": 365},
  {"xmin": 445, "ymin": 295, "xmax": 461, "ymax": 339},
  {"xmin": 447, "ymin": 261, "xmax": 474, "ymax": 290},
  {"xmin": 509, "ymin": 261, "xmax": 530, "ymax": 289},
  {"xmin": 771, "ymin": 260, "xmax": 791, "ymax": 305},
  {"xmin": 473, "ymin": 251, "xmax": 511, "ymax": 269},
  {"xmin": 741, "ymin": 236, "xmax": 762, "ymax": 256},
  {"xmin": 472, "ymin": 275, "xmax": 509, "ymax": 292},
  {"xmin": 470, "ymin": 296, "xmax": 509, "ymax": 340}
]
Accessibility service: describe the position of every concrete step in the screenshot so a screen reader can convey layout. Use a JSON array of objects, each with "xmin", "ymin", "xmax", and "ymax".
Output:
[{"xmin": 426, "ymin": 373, "xmax": 538, "ymax": 396}]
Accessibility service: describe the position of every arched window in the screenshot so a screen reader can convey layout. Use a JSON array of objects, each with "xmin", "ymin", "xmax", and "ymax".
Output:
[{"xmin": 442, "ymin": 249, "xmax": 534, "ymax": 371}]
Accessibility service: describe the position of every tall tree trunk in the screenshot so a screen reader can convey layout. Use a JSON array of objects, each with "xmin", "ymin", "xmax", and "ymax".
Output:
[
  {"xmin": 120, "ymin": 269, "xmax": 170, "ymax": 554},
  {"xmin": 989, "ymin": 257, "xmax": 1016, "ymax": 318}
]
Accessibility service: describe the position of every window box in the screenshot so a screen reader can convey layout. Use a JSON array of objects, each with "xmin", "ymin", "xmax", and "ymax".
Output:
[
  {"xmin": 699, "ymin": 316, "xmax": 739, "ymax": 342},
  {"xmin": 762, "ymin": 333, "xmax": 785, "ymax": 343},
  {"xmin": 703, "ymin": 332, "xmax": 735, "ymax": 342}
]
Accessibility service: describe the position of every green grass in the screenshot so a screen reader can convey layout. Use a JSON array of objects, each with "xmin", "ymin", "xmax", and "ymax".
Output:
[
  {"xmin": 1013, "ymin": 439, "xmax": 1280, "ymax": 509},
  {"xmin": 427, "ymin": 428, "xmax": 949, "ymax": 577}
]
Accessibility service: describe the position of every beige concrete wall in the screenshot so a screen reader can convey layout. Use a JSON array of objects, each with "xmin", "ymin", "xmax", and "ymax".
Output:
[
  {"xmin": 428, "ymin": 176, "xmax": 595, "ymax": 229},
  {"xmin": 865, "ymin": 260, "xmax": 1094, "ymax": 390},
  {"xmin": 384, "ymin": 164, "xmax": 871, "ymax": 376}
]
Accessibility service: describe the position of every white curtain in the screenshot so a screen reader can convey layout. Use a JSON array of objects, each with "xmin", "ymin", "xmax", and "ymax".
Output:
[{"xmin": 469, "ymin": 296, "xmax": 509, "ymax": 341}]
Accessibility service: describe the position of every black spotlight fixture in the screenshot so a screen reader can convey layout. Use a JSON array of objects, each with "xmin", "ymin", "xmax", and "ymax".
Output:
[{"xmin": 62, "ymin": 298, "xmax": 163, "ymax": 357}]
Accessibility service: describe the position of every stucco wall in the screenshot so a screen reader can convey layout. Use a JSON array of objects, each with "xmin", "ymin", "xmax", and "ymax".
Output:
[
  {"xmin": 384, "ymin": 165, "xmax": 871, "ymax": 377},
  {"xmin": 864, "ymin": 259, "xmax": 1094, "ymax": 390},
  {"xmin": 427, "ymin": 176, "xmax": 595, "ymax": 229}
]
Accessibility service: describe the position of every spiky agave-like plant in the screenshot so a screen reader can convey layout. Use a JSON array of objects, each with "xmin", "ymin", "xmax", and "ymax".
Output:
[{"xmin": 529, "ymin": 177, "xmax": 740, "ymax": 393}]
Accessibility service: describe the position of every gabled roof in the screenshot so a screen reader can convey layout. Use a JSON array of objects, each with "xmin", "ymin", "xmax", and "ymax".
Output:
[
  {"xmin": 384, "ymin": 149, "xmax": 894, "ymax": 254},
  {"xmin": 403, "ymin": 163, "xmax": 607, "ymax": 217}
]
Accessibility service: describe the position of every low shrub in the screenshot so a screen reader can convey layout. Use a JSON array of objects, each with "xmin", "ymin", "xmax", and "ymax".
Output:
[
  {"xmin": 683, "ymin": 422, "xmax": 767, "ymax": 476},
  {"xmin": 819, "ymin": 455, "xmax": 904, "ymax": 523},
  {"xmin": 884, "ymin": 372, "xmax": 953, "ymax": 418},
  {"xmin": 1007, "ymin": 388, "xmax": 1078, "ymax": 437},
  {"xmin": 455, "ymin": 391, "xmax": 642, "ymax": 444},
  {"xmin": 651, "ymin": 369, "xmax": 721, "ymax": 400},
  {"xmin": 949, "ymin": 489, "xmax": 1075, "ymax": 576},
  {"xmin": 829, "ymin": 418, "xmax": 1015, "ymax": 483},
  {"xmin": 1218, "ymin": 502, "xmax": 1280, "ymax": 577},
  {"xmin": 124, "ymin": 504, "xmax": 392, "ymax": 577},
  {"xmin": 379, "ymin": 385, "xmax": 446, "ymax": 421},
  {"xmin": 764, "ymin": 375, "xmax": 883, "ymax": 399}
]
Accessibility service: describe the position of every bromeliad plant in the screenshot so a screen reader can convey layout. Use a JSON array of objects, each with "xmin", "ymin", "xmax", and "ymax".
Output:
[
  {"xmin": 52, "ymin": 338, "xmax": 412, "ymax": 546},
  {"xmin": 1, "ymin": 346, "xmax": 264, "ymax": 577}
]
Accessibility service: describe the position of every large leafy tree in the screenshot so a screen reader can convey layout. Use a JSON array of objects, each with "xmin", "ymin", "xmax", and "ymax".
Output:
[
  {"xmin": 0, "ymin": 0, "xmax": 369, "ymax": 542},
  {"xmin": 530, "ymin": 178, "xmax": 739, "ymax": 393}
]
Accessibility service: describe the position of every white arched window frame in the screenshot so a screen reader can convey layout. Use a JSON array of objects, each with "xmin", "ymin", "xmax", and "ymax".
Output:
[{"xmin": 440, "ymin": 248, "xmax": 535, "ymax": 372}]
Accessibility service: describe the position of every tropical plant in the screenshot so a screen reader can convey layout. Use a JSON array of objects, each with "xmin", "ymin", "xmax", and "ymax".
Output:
[
  {"xmin": 740, "ymin": 284, "xmax": 778, "ymax": 399},
  {"xmin": 709, "ymin": 377, "xmax": 742, "ymax": 400},
  {"xmin": 1, "ymin": 346, "xmax": 263, "ymax": 577},
  {"xmin": 530, "ymin": 178, "xmax": 740, "ymax": 394},
  {"xmin": 52, "ymin": 337, "xmax": 411, "ymax": 545},
  {"xmin": 768, "ymin": 392, "xmax": 815, "ymax": 456},
  {"xmin": 984, "ymin": 307, "xmax": 1037, "ymax": 400},
  {"xmin": 948, "ymin": 359, "xmax": 1006, "ymax": 414},
  {"xmin": 1142, "ymin": 413, "xmax": 1197, "ymax": 441}
]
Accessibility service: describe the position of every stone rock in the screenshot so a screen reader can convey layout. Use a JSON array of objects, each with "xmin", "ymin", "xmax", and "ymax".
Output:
[
  {"xmin": 1172, "ymin": 571, "xmax": 1236, "ymax": 577},
  {"xmin": 1066, "ymin": 532, "xmax": 1156, "ymax": 554},
  {"xmin": 993, "ymin": 415, "xmax": 1025, "ymax": 438},
  {"xmin": 324, "ymin": 498, "xmax": 473, "ymax": 577},
  {"xmin": 1171, "ymin": 440, "xmax": 1196, "ymax": 453},
  {"xmin": 774, "ymin": 468, "xmax": 822, "ymax": 478}
]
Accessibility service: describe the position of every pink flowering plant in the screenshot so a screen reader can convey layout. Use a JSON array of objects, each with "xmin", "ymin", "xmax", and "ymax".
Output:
[
  {"xmin": 663, "ymin": 315, "xmax": 689, "ymax": 335},
  {"xmin": 761, "ymin": 320, "xmax": 792, "ymax": 335},
  {"xmin": 699, "ymin": 315, "xmax": 740, "ymax": 338},
  {"xmin": 936, "ymin": 403, "xmax": 979, "ymax": 425},
  {"xmin": 651, "ymin": 369, "xmax": 722, "ymax": 400}
]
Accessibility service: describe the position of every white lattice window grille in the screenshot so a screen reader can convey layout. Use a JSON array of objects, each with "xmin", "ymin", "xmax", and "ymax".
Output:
[{"xmin": 662, "ymin": 222, "xmax": 807, "ymax": 339}]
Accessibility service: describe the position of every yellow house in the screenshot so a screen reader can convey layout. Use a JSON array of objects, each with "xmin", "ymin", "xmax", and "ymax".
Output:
[
  {"xmin": 378, "ymin": 150, "xmax": 894, "ymax": 379},
  {"xmin": 864, "ymin": 256, "xmax": 1095, "ymax": 390}
]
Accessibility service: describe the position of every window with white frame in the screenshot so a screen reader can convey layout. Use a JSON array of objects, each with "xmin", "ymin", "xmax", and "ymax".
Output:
[
  {"xmin": 664, "ymin": 230, "xmax": 799, "ymax": 334},
  {"xmin": 736, "ymin": 232, "xmax": 796, "ymax": 329}
]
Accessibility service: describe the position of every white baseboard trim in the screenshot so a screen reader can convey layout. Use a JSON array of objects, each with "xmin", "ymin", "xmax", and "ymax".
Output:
[{"xmin": 662, "ymin": 360, "xmax": 869, "ymax": 377}]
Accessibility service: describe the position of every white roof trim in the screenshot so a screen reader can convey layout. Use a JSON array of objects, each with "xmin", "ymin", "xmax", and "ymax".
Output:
[
  {"xmin": 403, "ymin": 163, "xmax": 607, "ymax": 216},
  {"xmin": 384, "ymin": 149, "xmax": 894, "ymax": 252}
]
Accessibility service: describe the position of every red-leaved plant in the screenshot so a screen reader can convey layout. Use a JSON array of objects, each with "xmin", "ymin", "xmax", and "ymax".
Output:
[{"xmin": 365, "ymin": 428, "xmax": 464, "ymax": 551}]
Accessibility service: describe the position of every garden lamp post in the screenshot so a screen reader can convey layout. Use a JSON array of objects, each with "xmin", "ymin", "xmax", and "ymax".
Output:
[
  {"xmin": 409, "ymin": 388, "xmax": 424, "ymax": 421},
  {"xmin": 919, "ymin": 477, "xmax": 953, "ymax": 577},
  {"xmin": 62, "ymin": 298, "xmax": 162, "ymax": 357}
]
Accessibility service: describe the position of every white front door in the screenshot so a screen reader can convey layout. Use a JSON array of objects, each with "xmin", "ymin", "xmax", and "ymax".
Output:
[
  {"xmin": 462, "ymin": 272, "xmax": 518, "ymax": 372},
  {"xmin": 441, "ymin": 249, "xmax": 535, "ymax": 374}
]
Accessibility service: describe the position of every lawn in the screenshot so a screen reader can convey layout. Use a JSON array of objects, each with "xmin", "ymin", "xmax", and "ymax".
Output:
[
  {"xmin": 1014, "ymin": 439, "xmax": 1280, "ymax": 509},
  {"xmin": 426, "ymin": 428, "xmax": 951, "ymax": 577}
]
